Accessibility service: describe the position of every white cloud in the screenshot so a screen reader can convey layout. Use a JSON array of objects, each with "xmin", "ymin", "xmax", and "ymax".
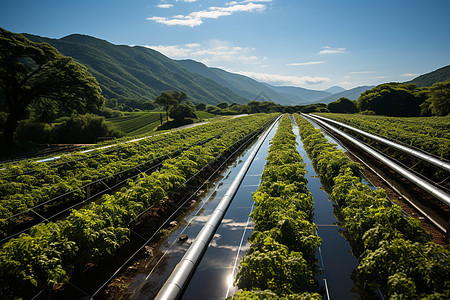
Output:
[
  {"xmin": 402, "ymin": 73, "xmax": 419, "ymax": 77},
  {"xmin": 157, "ymin": 4, "xmax": 174, "ymax": 8},
  {"xmin": 343, "ymin": 75, "xmax": 351, "ymax": 79},
  {"xmin": 287, "ymin": 61, "xmax": 326, "ymax": 66},
  {"xmin": 185, "ymin": 43, "xmax": 201, "ymax": 48},
  {"xmin": 177, "ymin": 0, "xmax": 197, "ymax": 2},
  {"xmin": 147, "ymin": 2, "xmax": 267, "ymax": 27},
  {"xmin": 234, "ymin": 70, "xmax": 330, "ymax": 86},
  {"xmin": 144, "ymin": 40, "xmax": 261, "ymax": 65},
  {"xmin": 340, "ymin": 81, "xmax": 353, "ymax": 87},
  {"xmin": 319, "ymin": 46, "xmax": 346, "ymax": 54}
]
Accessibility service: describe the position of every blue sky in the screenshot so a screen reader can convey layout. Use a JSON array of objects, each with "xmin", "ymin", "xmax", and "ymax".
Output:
[{"xmin": 1, "ymin": 0, "xmax": 449, "ymax": 90}]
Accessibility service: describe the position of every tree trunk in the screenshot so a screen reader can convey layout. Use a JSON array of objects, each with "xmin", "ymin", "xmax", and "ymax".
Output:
[{"xmin": 3, "ymin": 113, "xmax": 19, "ymax": 145}]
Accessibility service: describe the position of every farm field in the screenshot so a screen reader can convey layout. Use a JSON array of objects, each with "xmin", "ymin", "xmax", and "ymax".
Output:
[
  {"xmin": 108, "ymin": 111, "xmax": 216, "ymax": 137},
  {"xmin": 294, "ymin": 114, "xmax": 449, "ymax": 299},
  {"xmin": 108, "ymin": 112, "xmax": 163, "ymax": 136},
  {"xmin": 0, "ymin": 113, "xmax": 449, "ymax": 299},
  {"xmin": 0, "ymin": 113, "xmax": 278, "ymax": 299}
]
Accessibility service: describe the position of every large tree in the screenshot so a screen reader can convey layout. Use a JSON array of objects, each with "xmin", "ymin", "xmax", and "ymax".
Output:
[
  {"xmin": 420, "ymin": 79, "xmax": 449, "ymax": 116},
  {"xmin": 0, "ymin": 28, "xmax": 104, "ymax": 144},
  {"xmin": 327, "ymin": 97, "xmax": 358, "ymax": 113},
  {"xmin": 357, "ymin": 83, "xmax": 425, "ymax": 116},
  {"xmin": 154, "ymin": 91, "xmax": 187, "ymax": 121}
]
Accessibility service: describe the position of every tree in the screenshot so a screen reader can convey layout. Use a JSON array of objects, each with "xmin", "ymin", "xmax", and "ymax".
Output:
[
  {"xmin": 169, "ymin": 104, "xmax": 196, "ymax": 123},
  {"xmin": 154, "ymin": 91, "xmax": 188, "ymax": 121},
  {"xmin": 327, "ymin": 97, "xmax": 358, "ymax": 113},
  {"xmin": 357, "ymin": 83, "xmax": 424, "ymax": 116},
  {"xmin": 195, "ymin": 103, "xmax": 206, "ymax": 111},
  {"xmin": 420, "ymin": 79, "xmax": 449, "ymax": 116},
  {"xmin": 216, "ymin": 102, "xmax": 229, "ymax": 109},
  {"xmin": 0, "ymin": 28, "xmax": 104, "ymax": 144}
]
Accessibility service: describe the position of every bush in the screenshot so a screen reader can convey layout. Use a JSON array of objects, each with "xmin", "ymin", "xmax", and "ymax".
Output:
[
  {"xmin": 14, "ymin": 120, "xmax": 53, "ymax": 143},
  {"xmin": 94, "ymin": 107, "xmax": 124, "ymax": 118},
  {"xmin": 53, "ymin": 114, "xmax": 123, "ymax": 143}
]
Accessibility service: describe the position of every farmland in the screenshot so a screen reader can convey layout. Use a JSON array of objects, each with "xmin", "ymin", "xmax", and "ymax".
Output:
[{"xmin": 0, "ymin": 113, "xmax": 449, "ymax": 299}]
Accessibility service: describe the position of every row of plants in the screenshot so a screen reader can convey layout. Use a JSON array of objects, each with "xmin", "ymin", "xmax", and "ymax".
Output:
[
  {"xmin": 294, "ymin": 114, "xmax": 449, "ymax": 299},
  {"xmin": 0, "ymin": 113, "xmax": 279, "ymax": 299},
  {"xmin": 316, "ymin": 113, "xmax": 450, "ymax": 160},
  {"xmin": 108, "ymin": 111, "xmax": 161, "ymax": 134},
  {"xmin": 0, "ymin": 117, "xmax": 255, "ymax": 234},
  {"xmin": 233, "ymin": 115, "xmax": 322, "ymax": 299}
]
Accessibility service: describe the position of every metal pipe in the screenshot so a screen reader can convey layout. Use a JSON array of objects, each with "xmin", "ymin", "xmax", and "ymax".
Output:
[
  {"xmin": 311, "ymin": 114, "xmax": 450, "ymax": 173},
  {"xmin": 155, "ymin": 115, "xmax": 281, "ymax": 300},
  {"xmin": 304, "ymin": 114, "xmax": 450, "ymax": 207}
]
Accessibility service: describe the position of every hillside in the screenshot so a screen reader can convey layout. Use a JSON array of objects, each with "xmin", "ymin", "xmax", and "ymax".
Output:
[
  {"xmin": 265, "ymin": 84, "xmax": 332, "ymax": 102},
  {"xmin": 405, "ymin": 65, "xmax": 450, "ymax": 87},
  {"xmin": 315, "ymin": 85, "xmax": 375, "ymax": 104},
  {"xmin": 23, "ymin": 34, "xmax": 249, "ymax": 105},
  {"xmin": 323, "ymin": 86, "xmax": 346, "ymax": 94},
  {"xmin": 177, "ymin": 59, "xmax": 296, "ymax": 105}
]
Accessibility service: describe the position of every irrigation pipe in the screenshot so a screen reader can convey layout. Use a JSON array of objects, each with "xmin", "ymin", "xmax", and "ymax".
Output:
[
  {"xmin": 154, "ymin": 115, "xmax": 281, "ymax": 300},
  {"xmin": 311, "ymin": 114, "xmax": 450, "ymax": 172},
  {"xmin": 305, "ymin": 114, "xmax": 450, "ymax": 207}
]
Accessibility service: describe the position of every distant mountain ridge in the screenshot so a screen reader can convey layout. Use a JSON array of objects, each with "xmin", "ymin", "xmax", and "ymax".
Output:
[
  {"xmin": 177, "ymin": 59, "xmax": 347, "ymax": 105},
  {"xmin": 177, "ymin": 59, "xmax": 297, "ymax": 105},
  {"xmin": 264, "ymin": 84, "xmax": 332, "ymax": 103},
  {"xmin": 323, "ymin": 86, "xmax": 346, "ymax": 94},
  {"xmin": 23, "ymin": 33, "xmax": 249, "ymax": 105},
  {"xmin": 317, "ymin": 86, "xmax": 375, "ymax": 104},
  {"xmin": 405, "ymin": 65, "xmax": 450, "ymax": 87}
]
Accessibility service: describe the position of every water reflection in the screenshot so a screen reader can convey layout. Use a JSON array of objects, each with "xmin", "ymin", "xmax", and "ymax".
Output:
[
  {"xmin": 121, "ymin": 122, "xmax": 279, "ymax": 300},
  {"xmin": 292, "ymin": 119, "xmax": 359, "ymax": 299}
]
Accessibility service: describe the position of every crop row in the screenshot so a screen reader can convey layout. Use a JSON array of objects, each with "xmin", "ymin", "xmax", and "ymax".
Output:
[
  {"xmin": 294, "ymin": 114, "xmax": 449, "ymax": 299},
  {"xmin": 316, "ymin": 113, "xmax": 450, "ymax": 160},
  {"xmin": 109, "ymin": 112, "xmax": 161, "ymax": 134},
  {"xmin": 0, "ymin": 118, "xmax": 257, "ymax": 235},
  {"xmin": 233, "ymin": 115, "xmax": 321, "ymax": 299},
  {"xmin": 0, "ymin": 113, "xmax": 278, "ymax": 299}
]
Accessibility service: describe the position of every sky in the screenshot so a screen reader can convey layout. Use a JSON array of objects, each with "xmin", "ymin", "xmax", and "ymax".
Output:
[{"xmin": 1, "ymin": 0, "xmax": 449, "ymax": 90}]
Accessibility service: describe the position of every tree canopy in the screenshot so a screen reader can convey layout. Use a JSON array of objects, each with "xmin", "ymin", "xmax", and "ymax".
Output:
[
  {"xmin": 420, "ymin": 79, "xmax": 450, "ymax": 116},
  {"xmin": 154, "ymin": 91, "xmax": 187, "ymax": 121},
  {"xmin": 357, "ymin": 83, "xmax": 427, "ymax": 117},
  {"xmin": 0, "ymin": 28, "xmax": 104, "ymax": 144},
  {"xmin": 327, "ymin": 97, "xmax": 358, "ymax": 113}
]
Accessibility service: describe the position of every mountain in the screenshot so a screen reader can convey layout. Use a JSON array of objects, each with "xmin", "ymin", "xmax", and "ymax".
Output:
[
  {"xmin": 265, "ymin": 84, "xmax": 332, "ymax": 102},
  {"xmin": 322, "ymin": 86, "xmax": 346, "ymax": 94},
  {"xmin": 23, "ymin": 34, "xmax": 249, "ymax": 105},
  {"xmin": 177, "ymin": 60, "xmax": 297, "ymax": 105},
  {"xmin": 405, "ymin": 65, "xmax": 450, "ymax": 87},
  {"xmin": 315, "ymin": 86, "xmax": 375, "ymax": 104}
]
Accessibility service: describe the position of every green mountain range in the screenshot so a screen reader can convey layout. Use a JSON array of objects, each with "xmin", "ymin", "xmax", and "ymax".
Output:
[
  {"xmin": 177, "ymin": 59, "xmax": 298, "ymax": 105},
  {"xmin": 23, "ymin": 34, "xmax": 248, "ymax": 105},
  {"xmin": 20, "ymin": 32, "xmax": 449, "ymax": 107},
  {"xmin": 264, "ymin": 84, "xmax": 332, "ymax": 103},
  {"xmin": 317, "ymin": 86, "xmax": 375, "ymax": 104},
  {"xmin": 405, "ymin": 65, "xmax": 450, "ymax": 87}
]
